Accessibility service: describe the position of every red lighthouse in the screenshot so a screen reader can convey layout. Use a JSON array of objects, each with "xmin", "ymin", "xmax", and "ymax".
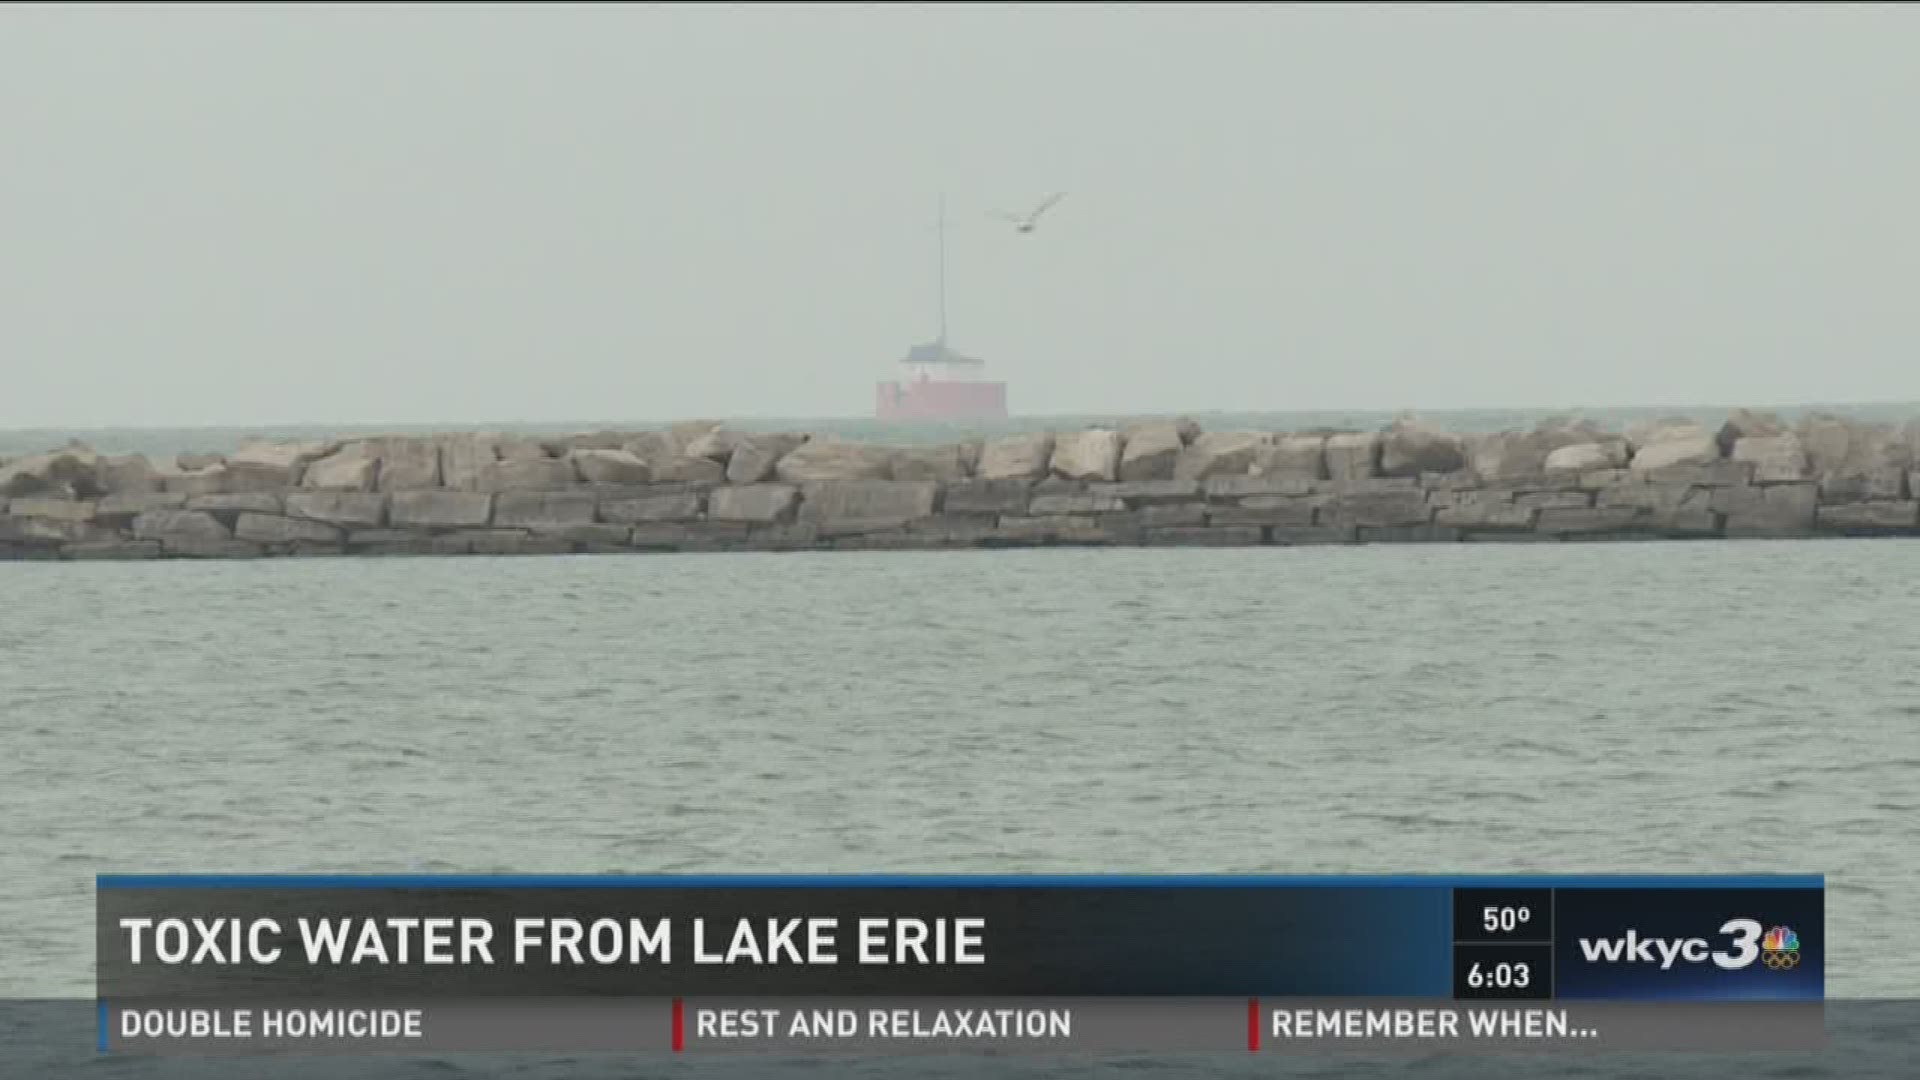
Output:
[{"xmin": 876, "ymin": 196, "xmax": 1009, "ymax": 420}]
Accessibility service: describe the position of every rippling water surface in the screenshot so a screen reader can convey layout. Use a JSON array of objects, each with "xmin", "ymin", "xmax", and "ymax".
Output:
[{"xmin": 3, "ymin": 540, "xmax": 1917, "ymax": 1075}]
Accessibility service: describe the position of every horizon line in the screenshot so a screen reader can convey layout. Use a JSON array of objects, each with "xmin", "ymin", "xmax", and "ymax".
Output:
[{"xmin": 7, "ymin": 398, "xmax": 1920, "ymax": 436}]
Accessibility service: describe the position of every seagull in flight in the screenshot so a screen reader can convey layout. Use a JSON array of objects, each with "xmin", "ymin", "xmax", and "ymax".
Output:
[{"xmin": 993, "ymin": 192, "xmax": 1066, "ymax": 234}]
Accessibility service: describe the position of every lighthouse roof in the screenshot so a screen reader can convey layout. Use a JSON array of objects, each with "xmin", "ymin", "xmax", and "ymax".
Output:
[{"xmin": 902, "ymin": 339, "xmax": 984, "ymax": 366}]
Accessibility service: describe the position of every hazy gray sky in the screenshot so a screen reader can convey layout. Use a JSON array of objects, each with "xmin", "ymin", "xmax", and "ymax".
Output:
[{"xmin": 3, "ymin": 3, "xmax": 1917, "ymax": 428}]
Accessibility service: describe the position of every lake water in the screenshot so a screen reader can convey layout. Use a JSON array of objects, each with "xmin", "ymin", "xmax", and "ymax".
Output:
[
  {"xmin": 8, "ymin": 402, "xmax": 1920, "ymax": 459},
  {"xmin": 3, "ymin": 539, "xmax": 1916, "ymax": 1076}
]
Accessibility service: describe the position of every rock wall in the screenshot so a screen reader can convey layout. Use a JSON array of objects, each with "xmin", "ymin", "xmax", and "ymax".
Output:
[{"xmin": 3, "ymin": 412, "xmax": 1918, "ymax": 560}]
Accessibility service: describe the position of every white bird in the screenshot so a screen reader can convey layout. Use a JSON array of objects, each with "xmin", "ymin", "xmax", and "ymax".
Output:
[{"xmin": 993, "ymin": 192, "xmax": 1066, "ymax": 234}]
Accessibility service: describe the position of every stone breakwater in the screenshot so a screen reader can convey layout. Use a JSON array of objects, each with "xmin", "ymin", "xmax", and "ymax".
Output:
[{"xmin": 3, "ymin": 411, "xmax": 1919, "ymax": 561}]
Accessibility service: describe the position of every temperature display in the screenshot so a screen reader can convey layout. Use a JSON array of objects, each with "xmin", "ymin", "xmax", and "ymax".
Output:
[
  {"xmin": 1452, "ymin": 887, "xmax": 1554, "ymax": 1000},
  {"xmin": 1453, "ymin": 888, "xmax": 1553, "ymax": 943},
  {"xmin": 1482, "ymin": 905, "xmax": 1531, "ymax": 934}
]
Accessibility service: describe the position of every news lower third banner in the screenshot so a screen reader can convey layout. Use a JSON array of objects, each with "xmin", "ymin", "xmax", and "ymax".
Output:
[{"xmin": 95, "ymin": 874, "xmax": 1825, "ymax": 1056}]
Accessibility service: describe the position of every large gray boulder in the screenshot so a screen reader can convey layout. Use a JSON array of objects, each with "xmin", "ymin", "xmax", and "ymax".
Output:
[
  {"xmin": 1798, "ymin": 413, "xmax": 1913, "ymax": 501},
  {"xmin": 1117, "ymin": 423, "xmax": 1184, "ymax": 481},
  {"xmin": 477, "ymin": 458, "xmax": 576, "ymax": 493},
  {"xmin": 1434, "ymin": 499, "xmax": 1537, "ymax": 531},
  {"xmin": 797, "ymin": 480, "xmax": 938, "ymax": 535},
  {"xmin": 1320, "ymin": 489, "xmax": 1431, "ymax": 527},
  {"xmin": 97, "ymin": 454, "xmax": 160, "ymax": 494},
  {"xmin": 1715, "ymin": 482, "xmax": 1818, "ymax": 537},
  {"xmin": 725, "ymin": 434, "xmax": 809, "ymax": 484},
  {"xmin": 1715, "ymin": 409, "xmax": 1789, "ymax": 455},
  {"xmin": 300, "ymin": 446, "xmax": 378, "ymax": 491},
  {"xmin": 1730, "ymin": 435, "xmax": 1810, "ymax": 483},
  {"xmin": 600, "ymin": 492, "xmax": 705, "ymax": 523},
  {"xmin": 436, "ymin": 434, "xmax": 501, "ymax": 492},
  {"xmin": 1544, "ymin": 442, "xmax": 1629, "ymax": 473},
  {"xmin": 620, "ymin": 432, "xmax": 680, "ymax": 462},
  {"xmin": 1174, "ymin": 432, "xmax": 1269, "ymax": 480},
  {"xmin": 891, "ymin": 443, "xmax": 972, "ymax": 482},
  {"xmin": 1050, "ymin": 430, "xmax": 1122, "ymax": 482},
  {"xmin": 1626, "ymin": 461, "xmax": 1747, "ymax": 488},
  {"xmin": 669, "ymin": 419, "xmax": 724, "ymax": 447},
  {"xmin": 226, "ymin": 440, "xmax": 335, "ymax": 488},
  {"xmin": 644, "ymin": 455, "xmax": 727, "ymax": 484},
  {"xmin": 493, "ymin": 490, "xmax": 596, "ymax": 529},
  {"xmin": 773, "ymin": 440, "xmax": 895, "ymax": 483},
  {"xmin": 300, "ymin": 437, "xmax": 441, "ymax": 491},
  {"xmin": 1630, "ymin": 435, "xmax": 1721, "ymax": 471},
  {"xmin": 187, "ymin": 492, "xmax": 282, "ymax": 516},
  {"xmin": 1209, "ymin": 494, "xmax": 1318, "ymax": 527},
  {"xmin": 1323, "ymin": 432, "xmax": 1381, "ymax": 481},
  {"xmin": 682, "ymin": 426, "xmax": 743, "ymax": 464},
  {"xmin": 5, "ymin": 497, "xmax": 96, "ymax": 523},
  {"xmin": 570, "ymin": 449, "xmax": 652, "ymax": 485},
  {"xmin": 1029, "ymin": 490, "xmax": 1125, "ymax": 514},
  {"xmin": 154, "ymin": 462, "xmax": 234, "ymax": 496},
  {"xmin": 0, "ymin": 514, "xmax": 108, "ymax": 546},
  {"xmin": 130, "ymin": 509, "xmax": 229, "ymax": 542},
  {"xmin": 1595, "ymin": 482, "xmax": 1713, "ymax": 512},
  {"xmin": 285, "ymin": 491, "xmax": 388, "ymax": 529},
  {"xmin": 1465, "ymin": 431, "xmax": 1558, "ymax": 481},
  {"xmin": 0, "ymin": 446, "xmax": 102, "ymax": 498},
  {"xmin": 95, "ymin": 491, "xmax": 187, "ymax": 524},
  {"xmin": 621, "ymin": 424, "xmax": 719, "ymax": 466},
  {"xmin": 1469, "ymin": 419, "xmax": 1617, "ymax": 481},
  {"xmin": 227, "ymin": 460, "xmax": 308, "ymax": 493},
  {"xmin": 1251, "ymin": 435, "xmax": 1326, "ymax": 481},
  {"xmin": 1378, "ymin": 416, "xmax": 1466, "ymax": 477},
  {"xmin": 943, "ymin": 479, "xmax": 1031, "ymax": 514},
  {"xmin": 389, "ymin": 490, "xmax": 492, "ymax": 529},
  {"xmin": 369, "ymin": 437, "xmax": 443, "ymax": 490},
  {"xmin": 975, "ymin": 434, "xmax": 1054, "ymax": 481},
  {"xmin": 708, "ymin": 484, "xmax": 799, "ymax": 523},
  {"xmin": 1464, "ymin": 432, "xmax": 1534, "ymax": 481},
  {"xmin": 493, "ymin": 438, "xmax": 551, "ymax": 462},
  {"xmin": 233, "ymin": 513, "xmax": 343, "ymax": 545}
]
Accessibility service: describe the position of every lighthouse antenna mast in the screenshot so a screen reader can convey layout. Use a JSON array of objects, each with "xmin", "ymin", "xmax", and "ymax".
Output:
[{"xmin": 937, "ymin": 193, "xmax": 948, "ymax": 347}]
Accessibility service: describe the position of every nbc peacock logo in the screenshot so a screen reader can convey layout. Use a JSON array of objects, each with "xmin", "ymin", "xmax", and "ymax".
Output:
[{"xmin": 1760, "ymin": 925, "xmax": 1800, "ymax": 971}]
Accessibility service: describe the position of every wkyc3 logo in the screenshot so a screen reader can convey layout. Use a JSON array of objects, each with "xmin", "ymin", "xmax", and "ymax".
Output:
[{"xmin": 1577, "ymin": 919, "xmax": 1802, "ymax": 972}]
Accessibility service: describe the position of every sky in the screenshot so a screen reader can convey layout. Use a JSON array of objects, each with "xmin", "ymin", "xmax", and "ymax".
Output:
[{"xmin": 2, "ymin": 3, "xmax": 1917, "ymax": 429}]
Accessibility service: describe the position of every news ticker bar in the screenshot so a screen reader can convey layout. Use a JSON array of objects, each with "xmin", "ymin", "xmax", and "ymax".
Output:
[
  {"xmin": 96, "ymin": 874, "xmax": 1823, "ymax": 1003},
  {"xmin": 99, "ymin": 997, "xmax": 1827, "ymax": 1056}
]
